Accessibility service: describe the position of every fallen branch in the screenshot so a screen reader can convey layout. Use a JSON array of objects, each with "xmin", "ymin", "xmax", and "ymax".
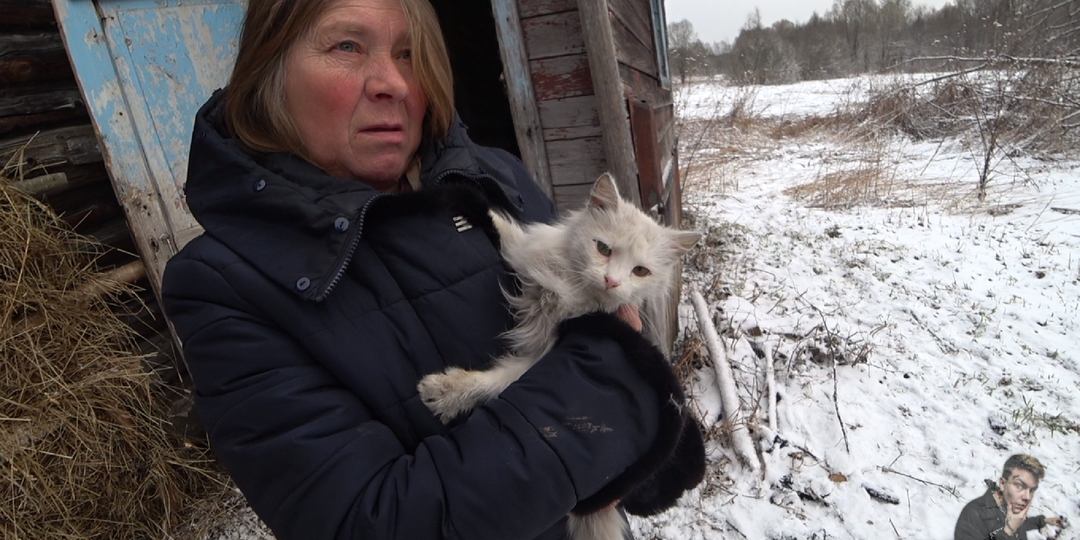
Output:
[
  {"xmin": 689, "ymin": 283, "xmax": 759, "ymax": 473},
  {"xmin": 879, "ymin": 465, "xmax": 960, "ymax": 498},
  {"xmin": 832, "ymin": 361, "xmax": 850, "ymax": 454},
  {"xmin": 760, "ymin": 338, "xmax": 778, "ymax": 433}
]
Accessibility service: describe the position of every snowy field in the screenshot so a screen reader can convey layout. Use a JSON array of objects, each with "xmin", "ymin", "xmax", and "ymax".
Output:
[
  {"xmin": 199, "ymin": 75, "xmax": 1079, "ymax": 540},
  {"xmin": 631, "ymin": 76, "xmax": 1080, "ymax": 540}
]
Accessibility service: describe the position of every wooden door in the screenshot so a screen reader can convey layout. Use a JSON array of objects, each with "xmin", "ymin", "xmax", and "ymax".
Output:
[{"xmin": 53, "ymin": 0, "xmax": 244, "ymax": 298}]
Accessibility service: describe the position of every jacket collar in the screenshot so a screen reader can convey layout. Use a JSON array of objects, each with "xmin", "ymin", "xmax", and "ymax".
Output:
[{"xmin": 184, "ymin": 90, "xmax": 522, "ymax": 301}]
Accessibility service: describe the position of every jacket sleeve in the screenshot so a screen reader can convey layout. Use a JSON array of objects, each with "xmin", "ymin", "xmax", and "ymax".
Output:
[
  {"xmin": 954, "ymin": 499, "xmax": 987, "ymax": 540},
  {"xmin": 162, "ymin": 254, "xmax": 669, "ymax": 540}
]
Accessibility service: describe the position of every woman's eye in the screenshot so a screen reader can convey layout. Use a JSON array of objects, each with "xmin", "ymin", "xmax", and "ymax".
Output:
[
  {"xmin": 632, "ymin": 266, "xmax": 651, "ymax": 277},
  {"xmin": 596, "ymin": 241, "xmax": 611, "ymax": 257},
  {"xmin": 335, "ymin": 41, "xmax": 358, "ymax": 53},
  {"xmin": 400, "ymin": 49, "xmax": 412, "ymax": 60}
]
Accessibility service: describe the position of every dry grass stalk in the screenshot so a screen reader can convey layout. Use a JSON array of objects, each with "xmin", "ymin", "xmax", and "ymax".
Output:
[{"xmin": 0, "ymin": 163, "xmax": 228, "ymax": 539}]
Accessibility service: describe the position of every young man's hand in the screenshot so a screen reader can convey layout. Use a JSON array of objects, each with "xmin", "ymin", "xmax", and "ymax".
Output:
[
  {"xmin": 1046, "ymin": 516, "xmax": 1065, "ymax": 528},
  {"xmin": 1003, "ymin": 503, "xmax": 1029, "ymax": 536}
]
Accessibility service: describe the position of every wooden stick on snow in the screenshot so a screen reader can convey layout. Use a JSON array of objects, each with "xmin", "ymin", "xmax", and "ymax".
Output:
[{"xmin": 689, "ymin": 283, "xmax": 759, "ymax": 472}]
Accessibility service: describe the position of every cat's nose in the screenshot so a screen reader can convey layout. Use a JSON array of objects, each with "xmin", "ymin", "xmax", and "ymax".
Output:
[{"xmin": 604, "ymin": 275, "xmax": 620, "ymax": 289}]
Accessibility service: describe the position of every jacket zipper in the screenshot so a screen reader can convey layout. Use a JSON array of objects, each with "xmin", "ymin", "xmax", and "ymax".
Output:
[
  {"xmin": 433, "ymin": 168, "xmax": 520, "ymax": 211},
  {"xmin": 314, "ymin": 167, "xmax": 519, "ymax": 301},
  {"xmin": 314, "ymin": 193, "xmax": 385, "ymax": 302}
]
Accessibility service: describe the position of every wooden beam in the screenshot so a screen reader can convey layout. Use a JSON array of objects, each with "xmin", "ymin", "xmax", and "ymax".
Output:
[
  {"xmin": 0, "ymin": 85, "xmax": 83, "ymax": 117},
  {"xmin": 628, "ymin": 98, "xmax": 662, "ymax": 211},
  {"xmin": 575, "ymin": 0, "xmax": 639, "ymax": 206},
  {"xmin": 0, "ymin": 0, "xmax": 55, "ymax": 28},
  {"xmin": 490, "ymin": 0, "xmax": 554, "ymax": 201}
]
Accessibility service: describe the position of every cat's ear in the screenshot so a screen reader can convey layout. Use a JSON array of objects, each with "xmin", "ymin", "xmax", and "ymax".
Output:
[
  {"xmin": 589, "ymin": 173, "xmax": 622, "ymax": 210},
  {"xmin": 668, "ymin": 230, "xmax": 701, "ymax": 256}
]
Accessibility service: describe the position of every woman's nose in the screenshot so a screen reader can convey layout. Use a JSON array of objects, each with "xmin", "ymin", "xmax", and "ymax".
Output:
[{"xmin": 365, "ymin": 56, "xmax": 409, "ymax": 101}]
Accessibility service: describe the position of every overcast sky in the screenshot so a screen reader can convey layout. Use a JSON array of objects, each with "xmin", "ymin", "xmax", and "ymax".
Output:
[{"xmin": 664, "ymin": 0, "xmax": 956, "ymax": 45}]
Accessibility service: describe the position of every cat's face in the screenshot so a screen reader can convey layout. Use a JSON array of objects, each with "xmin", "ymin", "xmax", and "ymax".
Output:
[{"xmin": 568, "ymin": 175, "xmax": 699, "ymax": 311}]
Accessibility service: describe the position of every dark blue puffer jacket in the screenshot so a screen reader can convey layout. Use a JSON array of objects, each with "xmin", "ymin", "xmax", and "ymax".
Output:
[{"xmin": 161, "ymin": 91, "xmax": 691, "ymax": 540}]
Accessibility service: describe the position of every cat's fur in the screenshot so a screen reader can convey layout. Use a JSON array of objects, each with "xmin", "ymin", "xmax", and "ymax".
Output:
[{"xmin": 417, "ymin": 173, "xmax": 700, "ymax": 540}]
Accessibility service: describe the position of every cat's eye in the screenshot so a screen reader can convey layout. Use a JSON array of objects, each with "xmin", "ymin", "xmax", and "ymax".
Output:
[
  {"xmin": 632, "ymin": 266, "xmax": 651, "ymax": 277},
  {"xmin": 596, "ymin": 240, "xmax": 612, "ymax": 257}
]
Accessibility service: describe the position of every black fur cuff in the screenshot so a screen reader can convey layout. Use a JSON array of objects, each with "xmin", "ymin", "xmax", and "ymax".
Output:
[{"xmin": 559, "ymin": 313, "xmax": 706, "ymax": 516}]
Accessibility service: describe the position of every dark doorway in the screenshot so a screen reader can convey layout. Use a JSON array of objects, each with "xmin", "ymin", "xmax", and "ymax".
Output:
[{"xmin": 429, "ymin": 0, "xmax": 521, "ymax": 158}]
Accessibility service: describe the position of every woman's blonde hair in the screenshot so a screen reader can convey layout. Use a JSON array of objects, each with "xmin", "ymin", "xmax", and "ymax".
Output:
[{"xmin": 222, "ymin": 0, "xmax": 454, "ymax": 157}]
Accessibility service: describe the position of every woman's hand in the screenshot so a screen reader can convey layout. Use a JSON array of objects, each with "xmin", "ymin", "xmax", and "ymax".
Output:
[{"xmin": 616, "ymin": 304, "xmax": 642, "ymax": 332}]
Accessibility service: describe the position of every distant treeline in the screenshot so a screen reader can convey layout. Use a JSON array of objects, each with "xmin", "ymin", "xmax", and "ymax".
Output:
[{"xmin": 669, "ymin": 0, "xmax": 1080, "ymax": 84}]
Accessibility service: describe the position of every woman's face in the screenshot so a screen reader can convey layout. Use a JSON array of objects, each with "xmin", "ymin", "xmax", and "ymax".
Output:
[{"xmin": 283, "ymin": 0, "xmax": 427, "ymax": 190}]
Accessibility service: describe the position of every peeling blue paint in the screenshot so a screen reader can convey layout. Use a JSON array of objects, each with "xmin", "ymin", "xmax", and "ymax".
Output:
[{"xmin": 55, "ymin": 0, "xmax": 244, "ymax": 292}]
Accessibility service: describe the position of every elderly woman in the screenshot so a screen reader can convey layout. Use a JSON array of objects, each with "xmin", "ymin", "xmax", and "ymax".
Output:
[{"xmin": 162, "ymin": 1, "xmax": 695, "ymax": 539}]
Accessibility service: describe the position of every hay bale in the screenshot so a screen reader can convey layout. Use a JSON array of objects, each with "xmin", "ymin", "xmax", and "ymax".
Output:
[{"xmin": 1, "ymin": 163, "xmax": 227, "ymax": 539}]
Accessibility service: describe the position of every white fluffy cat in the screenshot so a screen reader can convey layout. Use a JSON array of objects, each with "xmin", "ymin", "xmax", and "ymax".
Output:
[{"xmin": 417, "ymin": 173, "xmax": 700, "ymax": 540}]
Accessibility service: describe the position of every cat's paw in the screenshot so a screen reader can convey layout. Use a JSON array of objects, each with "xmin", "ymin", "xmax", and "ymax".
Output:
[{"xmin": 417, "ymin": 368, "xmax": 480, "ymax": 424}]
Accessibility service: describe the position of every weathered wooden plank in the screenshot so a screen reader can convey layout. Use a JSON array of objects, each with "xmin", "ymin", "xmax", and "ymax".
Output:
[
  {"xmin": 0, "ymin": 125, "xmax": 102, "ymax": 170},
  {"xmin": 491, "ymin": 0, "xmax": 553, "ymax": 200},
  {"xmin": 618, "ymin": 63, "xmax": 668, "ymax": 105},
  {"xmin": 0, "ymin": 0, "xmax": 55, "ymax": 28},
  {"xmin": 0, "ymin": 31, "xmax": 65, "ymax": 55},
  {"xmin": 553, "ymin": 182, "xmax": 597, "ymax": 210},
  {"xmin": 519, "ymin": 0, "xmax": 577, "ymax": 19},
  {"xmin": 543, "ymin": 124, "xmax": 602, "ymax": 141},
  {"xmin": 0, "ymin": 32, "xmax": 71, "ymax": 85},
  {"xmin": 655, "ymin": 101, "xmax": 675, "ymax": 173},
  {"xmin": 576, "ymin": 0, "xmax": 639, "ymax": 205},
  {"xmin": 546, "ymin": 136, "xmax": 606, "ymax": 188},
  {"xmin": 612, "ymin": 16, "xmax": 658, "ymax": 78},
  {"xmin": 53, "ymin": 0, "xmax": 244, "ymax": 306},
  {"xmin": 16, "ymin": 163, "xmax": 106, "ymax": 199},
  {"xmin": 0, "ymin": 53, "xmax": 73, "ymax": 86},
  {"xmin": 538, "ymin": 95, "xmax": 598, "ymax": 127},
  {"xmin": 538, "ymin": 95, "xmax": 601, "ymax": 141},
  {"xmin": 629, "ymin": 98, "xmax": 663, "ymax": 211},
  {"xmin": 608, "ymin": 0, "xmax": 654, "ymax": 54},
  {"xmin": 0, "ymin": 85, "xmax": 83, "ymax": 117},
  {"xmin": 521, "ymin": 11, "xmax": 584, "ymax": 60},
  {"xmin": 0, "ymin": 110, "xmax": 88, "ymax": 137},
  {"xmin": 530, "ymin": 54, "xmax": 593, "ymax": 101}
]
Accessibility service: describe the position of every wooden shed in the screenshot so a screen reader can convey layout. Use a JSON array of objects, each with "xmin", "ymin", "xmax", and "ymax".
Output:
[{"xmin": 43, "ymin": 0, "xmax": 685, "ymax": 348}]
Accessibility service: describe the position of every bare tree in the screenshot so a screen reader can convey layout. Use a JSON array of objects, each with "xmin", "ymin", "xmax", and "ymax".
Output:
[{"xmin": 668, "ymin": 19, "xmax": 698, "ymax": 84}]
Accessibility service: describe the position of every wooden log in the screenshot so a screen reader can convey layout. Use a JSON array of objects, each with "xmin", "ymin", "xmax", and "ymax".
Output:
[
  {"xmin": 0, "ymin": 125, "xmax": 102, "ymax": 170},
  {"xmin": 74, "ymin": 260, "xmax": 146, "ymax": 298},
  {"xmin": 575, "ymin": 0, "xmax": 639, "ymax": 206},
  {"xmin": 0, "ymin": 84, "xmax": 84, "ymax": 117},
  {"xmin": 0, "ymin": 0, "xmax": 55, "ymax": 29},
  {"xmin": 10, "ymin": 171, "xmax": 67, "ymax": 195},
  {"xmin": 0, "ymin": 31, "xmax": 71, "ymax": 85},
  {"xmin": 0, "ymin": 109, "xmax": 88, "ymax": 137},
  {"xmin": 490, "ymin": 0, "xmax": 554, "ymax": 201},
  {"xmin": 689, "ymin": 284, "xmax": 760, "ymax": 472}
]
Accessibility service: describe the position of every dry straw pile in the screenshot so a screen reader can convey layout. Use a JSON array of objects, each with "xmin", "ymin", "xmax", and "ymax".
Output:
[{"xmin": 1, "ymin": 164, "xmax": 225, "ymax": 539}]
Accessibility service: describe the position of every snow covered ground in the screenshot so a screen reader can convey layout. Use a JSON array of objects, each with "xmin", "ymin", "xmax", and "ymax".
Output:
[
  {"xmin": 199, "ymin": 74, "xmax": 1079, "ymax": 540},
  {"xmin": 631, "ymin": 76, "xmax": 1080, "ymax": 540}
]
